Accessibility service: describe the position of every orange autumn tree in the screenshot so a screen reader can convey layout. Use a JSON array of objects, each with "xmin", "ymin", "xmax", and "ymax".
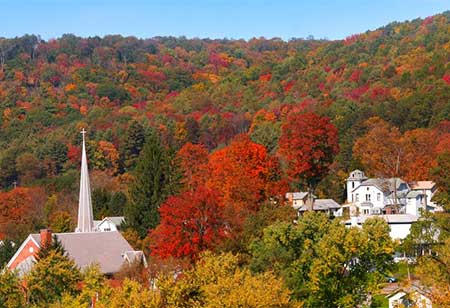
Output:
[
  {"xmin": 176, "ymin": 142, "xmax": 209, "ymax": 192},
  {"xmin": 0, "ymin": 187, "xmax": 46, "ymax": 240},
  {"xmin": 207, "ymin": 134, "xmax": 285, "ymax": 212},
  {"xmin": 278, "ymin": 112, "xmax": 339, "ymax": 210},
  {"xmin": 354, "ymin": 118, "xmax": 450, "ymax": 183},
  {"xmin": 402, "ymin": 128, "xmax": 438, "ymax": 181}
]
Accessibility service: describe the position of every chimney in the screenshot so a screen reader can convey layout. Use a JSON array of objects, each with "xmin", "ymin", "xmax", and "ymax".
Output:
[{"xmin": 40, "ymin": 229, "xmax": 52, "ymax": 248}]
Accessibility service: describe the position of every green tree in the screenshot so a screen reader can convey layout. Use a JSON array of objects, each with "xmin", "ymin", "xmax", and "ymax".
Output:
[
  {"xmin": 92, "ymin": 187, "xmax": 111, "ymax": 219},
  {"xmin": 0, "ymin": 269, "xmax": 25, "ymax": 308},
  {"xmin": 250, "ymin": 212, "xmax": 394, "ymax": 307},
  {"xmin": 124, "ymin": 130, "xmax": 178, "ymax": 238},
  {"xmin": 0, "ymin": 240, "xmax": 18, "ymax": 268},
  {"xmin": 121, "ymin": 121, "xmax": 145, "ymax": 171},
  {"xmin": 27, "ymin": 250, "xmax": 81, "ymax": 306},
  {"xmin": 158, "ymin": 251, "xmax": 297, "ymax": 308}
]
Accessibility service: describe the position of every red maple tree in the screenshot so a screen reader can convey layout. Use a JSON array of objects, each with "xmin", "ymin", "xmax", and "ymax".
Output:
[
  {"xmin": 149, "ymin": 186, "xmax": 226, "ymax": 260},
  {"xmin": 278, "ymin": 112, "xmax": 339, "ymax": 208}
]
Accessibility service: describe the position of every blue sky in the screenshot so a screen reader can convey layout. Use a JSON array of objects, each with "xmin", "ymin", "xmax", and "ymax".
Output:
[{"xmin": 2, "ymin": 0, "xmax": 450, "ymax": 40}]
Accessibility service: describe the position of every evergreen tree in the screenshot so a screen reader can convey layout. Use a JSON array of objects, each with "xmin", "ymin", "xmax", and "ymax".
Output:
[
  {"xmin": 27, "ymin": 250, "xmax": 81, "ymax": 306},
  {"xmin": 0, "ymin": 268, "xmax": 25, "ymax": 308},
  {"xmin": 36, "ymin": 234, "xmax": 65, "ymax": 261},
  {"xmin": 0, "ymin": 240, "xmax": 18, "ymax": 268},
  {"xmin": 124, "ymin": 130, "xmax": 178, "ymax": 238},
  {"xmin": 110, "ymin": 191, "xmax": 127, "ymax": 216},
  {"xmin": 121, "ymin": 121, "xmax": 145, "ymax": 171},
  {"xmin": 92, "ymin": 187, "xmax": 111, "ymax": 219}
]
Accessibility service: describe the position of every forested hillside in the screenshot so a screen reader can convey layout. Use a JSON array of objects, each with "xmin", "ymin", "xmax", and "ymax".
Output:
[
  {"xmin": 0, "ymin": 11, "xmax": 449, "ymax": 235},
  {"xmin": 1, "ymin": 10, "xmax": 450, "ymax": 307}
]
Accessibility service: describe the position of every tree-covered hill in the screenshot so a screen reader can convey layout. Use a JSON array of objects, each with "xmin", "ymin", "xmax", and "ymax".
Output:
[{"xmin": 0, "ymin": 11, "xmax": 449, "ymax": 231}]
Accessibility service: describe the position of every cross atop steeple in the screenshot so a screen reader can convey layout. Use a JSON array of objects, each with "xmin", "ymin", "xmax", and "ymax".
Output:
[{"xmin": 76, "ymin": 128, "xmax": 94, "ymax": 233}]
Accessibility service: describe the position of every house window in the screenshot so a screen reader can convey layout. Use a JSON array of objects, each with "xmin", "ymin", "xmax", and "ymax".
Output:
[
  {"xmin": 352, "ymin": 182, "xmax": 355, "ymax": 189},
  {"xmin": 366, "ymin": 194, "xmax": 371, "ymax": 201},
  {"xmin": 355, "ymin": 193, "xmax": 359, "ymax": 201},
  {"xmin": 377, "ymin": 193, "xmax": 381, "ymax": 201},
  {"xmin": 363, "ymin": 209, "xmax": 369, "ymax": 215}
]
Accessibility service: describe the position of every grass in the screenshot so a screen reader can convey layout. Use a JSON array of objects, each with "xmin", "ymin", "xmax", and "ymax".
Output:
[{"xmin": 371, "ymin": 294, "xmax": 389, "ymax": 308}]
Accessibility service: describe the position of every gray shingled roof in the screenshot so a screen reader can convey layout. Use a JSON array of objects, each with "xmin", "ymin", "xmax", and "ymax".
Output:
[
  {"xmin": 353, "ymin": 178, "xmax": 407, "ymax": 194},
  {"xmin": 31, "ymin": 231, "xmax": 134, "ymax": 274},
  {"xmin": 298, "ymin": 199, "xmax": 341, "ymax": 211}
]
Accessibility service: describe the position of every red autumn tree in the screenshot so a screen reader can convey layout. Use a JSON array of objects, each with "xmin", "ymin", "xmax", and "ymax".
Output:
[
  {"xmin": 149, "ymin": 186, "xmax": 226, "ymax": 260},
  {"xmin": 176, "ymin": 142, "xmax": 209, "ymax": 192},
  {"xmin": 278, "ymin": 112, "xmax": 339, "ymax": 209},
  {"xmin": 207, "ymin": 134, "xmax": 286, "ymax": 212}
]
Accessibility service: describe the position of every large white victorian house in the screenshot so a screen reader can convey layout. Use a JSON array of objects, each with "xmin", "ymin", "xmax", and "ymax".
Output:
[
  {"xmin": 345, "ymin": 170, "xmax": 440, "ymax": 239},
  {"xmin": 346, "ymin": 170, "xmax": 437, "ymax": 216}
]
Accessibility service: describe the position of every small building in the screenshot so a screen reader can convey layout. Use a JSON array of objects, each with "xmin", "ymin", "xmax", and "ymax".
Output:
[
  {"xmin": 297, "ymin": 199, "xmax": 342, "ymax": 217},
  {"xmin": 345, "ymin": 214, "xmax": 419, "ymax": 240},
  {"xmin": 387, "ymin": 285, "xmax": 432, "ymax": 308},
  {"xmin": 94, "ymin": 216, "xmax": 125, "ymax": 232},
  {"xmin": 286, "ymin": 192, "xmax": 342, "ymax": 217}
]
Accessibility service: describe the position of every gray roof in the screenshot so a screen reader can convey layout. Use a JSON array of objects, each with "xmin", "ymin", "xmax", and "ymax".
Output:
[
  {"xmin": 298, "ymin": 199, "xmax": 341, "ymax": 211},
  {"xmin": 345, "ymin": 214, "xmax": 419, "ymax": 225},
  {"xmin": 286, "ymin": 192, "xmax": 317, "ymax": 200},
  {"xmin": 353, "ymin": 178, "xmax": 408, "ymax": 194},
  {"xmin": 31, "ymin": 231, "xmax": 135, "ymax": 274},
  {"xmin": 406, "ymin": 191, "xmax": 425, "ymax": 199}
]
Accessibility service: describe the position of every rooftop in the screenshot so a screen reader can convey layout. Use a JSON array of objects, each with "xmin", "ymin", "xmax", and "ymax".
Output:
[
  {"xmin": 298, "ymin": 199, "xmax": 341, "ymax": 211},
  {"xmin": 30, "ymin": 231, "xmax": 136, "ymax": 274},
  {"xmin": 345, "ymin": 214, "xmax": 419, "ymax": 225},
  {"xmin": 409, "ymin": 181, "xmax": 435, "ymax": 190}
]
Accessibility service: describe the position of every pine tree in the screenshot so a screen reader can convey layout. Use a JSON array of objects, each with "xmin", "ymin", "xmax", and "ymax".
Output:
[
  {"xmin": 121, "ymin": 121, "xmax": 145, "ymax": 171},
  {"xmin": 0, "ymin": 240, "xmax": 18, "ymax": 268},
  {"xmin": 27, "ymin": 250, "xmax": 81, "ymax": 306},
  {"xmin": 36, "ymin": 234, "xmax": 65, "ymax": 261},
  {"xmin": 124, "ymin": 130, "xmax": 178, "ymax": 238},
  {"xmin": 0, "ymin": 268, "xmax": 25, "ymax": 308}
]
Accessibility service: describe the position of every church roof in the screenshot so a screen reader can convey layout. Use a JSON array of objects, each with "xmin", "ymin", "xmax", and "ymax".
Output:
[{"xmin": 30, "ymin": 231, "xmax": 135, "ymax": 274}]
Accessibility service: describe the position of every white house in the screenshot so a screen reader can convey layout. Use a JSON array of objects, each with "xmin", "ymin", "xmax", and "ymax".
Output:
[
  {"xmin": 387, "ymin": 285, "xmax": 432, "ymax": 308},
  {"xmin": 94, "ymin": 216, "xmax": 125, "ymax": 232},
  {"xmin": 285, "ymin": 192, "xmax": 342, "ymax": 217},
  {"xmin": 346, "ymin": 170, "xmax": 410, "ymax": 215},
  {"xmin": 346, "ymin": 170, "xmax": 442, "ymax": 217},
  {"xmin": 345, "ymin": 214, "xmax": 418, "ymax": 240}
]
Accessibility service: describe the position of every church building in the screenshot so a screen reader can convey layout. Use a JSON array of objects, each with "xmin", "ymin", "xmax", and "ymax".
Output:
[{"xmin": 7, "ymin": 129, "xmax": 144, "ymax": 276}]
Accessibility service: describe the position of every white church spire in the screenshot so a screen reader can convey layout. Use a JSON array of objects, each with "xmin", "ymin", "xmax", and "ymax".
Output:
[{"xmin": 76, "ymin": 128, "xmax": 94, "ymax": 233}]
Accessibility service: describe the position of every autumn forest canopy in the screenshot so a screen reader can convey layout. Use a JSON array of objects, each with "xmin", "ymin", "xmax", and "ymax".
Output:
[{"xmin": 1, "ymin": 10, "xmax": 450, "ymax": 307}]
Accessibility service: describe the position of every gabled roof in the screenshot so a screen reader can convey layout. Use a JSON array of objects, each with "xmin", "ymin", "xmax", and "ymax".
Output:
[
  {"xmin": 352, "ymin": 178, "xmax": 407, "ymax": 194},
  {"xmin": 409, "ymin": 181, "xmax": 435, "ymax": 190},
  {"xmin": 30, "ymin": 231, "xmax": 135, "ymax": 274},
  {"xmin": 286, "ymin": 192, "xmax": 317, "ymax": 200},
  {"xmin": 94, "ymin": 216, "xmax": 125, "ymax": 229},
  {"xmin": 298, "ymin": 199, "xmax": 341, "ymax": 211}
]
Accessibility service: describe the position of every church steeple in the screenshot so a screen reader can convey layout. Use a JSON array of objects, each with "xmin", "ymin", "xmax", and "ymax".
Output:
[{"xmin": 76, "ymin": 128, "xmax": 94, "ymax": 233}]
